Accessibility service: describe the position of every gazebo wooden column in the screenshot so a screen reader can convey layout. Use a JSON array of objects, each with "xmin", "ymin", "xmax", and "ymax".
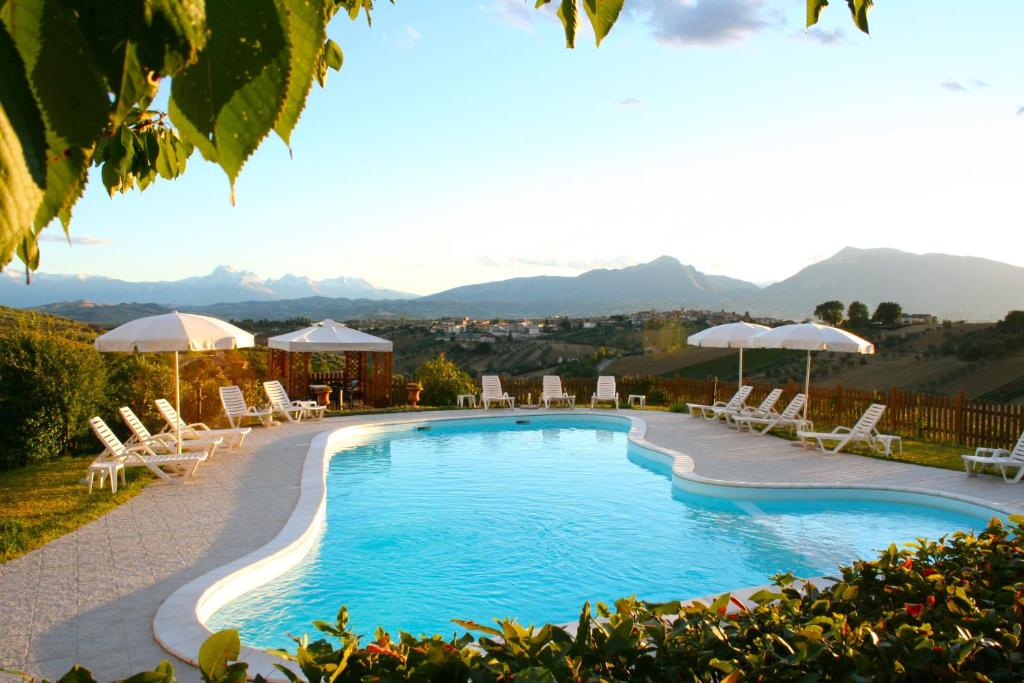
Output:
[{"xmin": 268, "ymin": 348, "xmax": 311, "ymax": 400}]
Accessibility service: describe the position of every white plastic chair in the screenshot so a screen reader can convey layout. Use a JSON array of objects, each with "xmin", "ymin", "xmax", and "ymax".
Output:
[
  {"xmin": 481, "ymin": 375, "xmax": 514, "ymax": 409},
  {"xmin": 591, "ymin": 376, "xmax": 619, "ymax": 409},
  {"xmin": 120, "ymin": 406, "xmax": 223, "ymax": 457},
  {"xmin": 686, "ymin": 386, "xmax": 753, "ymax": 420},
  {"xmin": 797, "ymin": 404, "xmax": 892, "ymax": 455},
  {"xmin": 263, "ymin": 380, "xmax": 327, "ymax": 423},
  {"xmin": 733, "ymin": 394, "xmax": 811, "ymax": 435},
  {"xmin": 89, "ymin": 416, "xmax": 208, "ymax": 483},
  {"xmin": 541, "ymin": 375, "xmax": 575, "ymax": 408},
  {"xmin": 157, "ymin": 397, "xmax": 254, "ymax": 446},
  {"xmin": 962, "ymin": 431, "xmax": 1024, "ymax": 483}
]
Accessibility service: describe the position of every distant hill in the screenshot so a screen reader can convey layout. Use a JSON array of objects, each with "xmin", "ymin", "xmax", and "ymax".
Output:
[
  {"xmin": 422, "ymin": 256, "xmax": 759, "ymax": 313},
  {"xmin": 761, "ymin": 247, "xmax": 1024, "ymax": 321},
  {"xmin": 34, "ymin": 301, "xmax": 172, "ymax": 327},
  {"xmin": 1, "ymin": 265, "xmax": 415, "ymax": 307}
]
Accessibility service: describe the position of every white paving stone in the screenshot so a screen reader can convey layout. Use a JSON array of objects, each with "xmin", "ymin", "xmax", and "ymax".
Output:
[{"xmin": 1, "ymin": 409, "xmax": 1022, "ymax": 681}]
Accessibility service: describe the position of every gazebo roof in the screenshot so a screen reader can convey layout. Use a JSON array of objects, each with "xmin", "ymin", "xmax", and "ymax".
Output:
[{"xmin": 267, "ymin": 319, "xmax": 393, "ymax": 353}]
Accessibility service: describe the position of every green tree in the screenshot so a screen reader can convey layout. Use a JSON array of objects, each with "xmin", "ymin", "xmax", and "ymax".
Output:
[
  {"xmin": 872, "ymin": 301, "xmax": 903, "ymax": 327},
  {"xmin": 0, "ymin": 0, "xmax": 874, "ymax": 274},
  {"xmin": 814, "ymin": 300, "xmax": 845, "ymax": 326},
  {"xmin": 416, "ymin": 353, "xmax": 475, "ymax": 407},
  {"xmin": 847, "ymin": 300, "xmax": 870, "ymax": 327}
]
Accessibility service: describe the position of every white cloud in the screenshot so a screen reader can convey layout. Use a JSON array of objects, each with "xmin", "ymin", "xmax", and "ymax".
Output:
[
  {"xmin": 39, "ymin": 234, "xmax": 109, "ymax": 246},
  {"xmin": 940, "ymin": 79, "xmax": 967, "ymax": 93},
  {"xmin": 614, "ymin": 97, "xmax": 646, "ymax": 107},
  {"xmin": 486, "ymin": 0, "xmax": 536, "ymax": 33},
  {"xmin": 385, "ymin": 25, "xmax": 421, "ymax": 49},
  {"xmin": 641, "ymin": 0, "xmax": 773, "ymax": 47},
  {"xmin": 803, "ymin": 27, "xmax": 844, "ymax": 44},
  {"xmin": 941, "ymin": 78, "xmax": 990, "ymax": 93}
]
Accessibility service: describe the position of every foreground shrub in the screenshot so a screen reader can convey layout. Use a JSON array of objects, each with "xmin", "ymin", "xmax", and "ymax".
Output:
[
  {"xmin": 0, "ymin": 332, "xmax": 107, "ymax": 468},
  {"xmin": 24, "ymin": 517, "xmax": 1024, "ymax": 682},
  {"xmin": 416, "ymin": 354, "xmax": 475, "ymax": 407}
]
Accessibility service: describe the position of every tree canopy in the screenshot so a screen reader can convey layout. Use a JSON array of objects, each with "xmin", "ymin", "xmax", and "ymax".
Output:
[
  {"xmin": 0, "ymin": 0, "xmax": 873, "ymax": 274},
  {"xmin": 814, "ymin": 300, "xmax": 845, "ymax": 326}
]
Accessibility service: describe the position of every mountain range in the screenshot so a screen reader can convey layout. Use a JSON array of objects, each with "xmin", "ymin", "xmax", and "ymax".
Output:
[
  {"xmin": 8, "ymin": 248, "xmax": 1024, "ymax": 324},
  {"xmin": 0, "ymin": 265, "xmax": 414, "ymax": 307}
]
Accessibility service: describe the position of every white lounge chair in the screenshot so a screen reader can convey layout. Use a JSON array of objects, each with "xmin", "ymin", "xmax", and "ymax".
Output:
[
  {"xmin": 962, "ymin": 431, "xmax": 1024, "ymax": 483},
  {"xmin": 89, "ymin": 416, "xmax": 208, "ymax": 483},
  {"xmin": 733, "ymin": 394, "xmax": 811, "ymax": 435},
  {"xmin": 797, "ymin": 404, "xmax": 896, "ymax": 455},
  {"xmin": 481, "ymin": 375, "xmax": 514, "ymax": 409},
  {"xmin": 264, "ymin": 380, "xmax": 327, "ymax": 422},
  {"xmin": 157, "ymin": 397, "xmax": 254, "ymax": 446},
  {"xmin": 541, "ymin": 375, "xmax": 575, "ymax": 408},
  {"xmin": 721, "ymin": 388, "xmax": 783, "ymax": 425},
  {"xmin": 686, "ymin": 386, "xmax": 753, "ymax": 420},
  {"xmin": 591, "ymin": 376, "xmax": 619, "ymax": 409},
  {"xmin": 210, "ymin": 388, "xmax": 273, "ymax": 431},
  {"xmin": 120, "ymin": 406, "xmax": 223, "ymax": 457}
]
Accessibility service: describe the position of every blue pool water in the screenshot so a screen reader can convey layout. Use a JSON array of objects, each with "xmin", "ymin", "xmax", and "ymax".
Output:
[{"xmin": 209, "ymin": 417, "xmax": 997, "ymax": 647}]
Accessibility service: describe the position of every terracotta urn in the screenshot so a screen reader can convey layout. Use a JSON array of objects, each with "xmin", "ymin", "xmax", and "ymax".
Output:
[{"xmin": 406, "ymin": 382, "xmax": 423, "ymax": 408}]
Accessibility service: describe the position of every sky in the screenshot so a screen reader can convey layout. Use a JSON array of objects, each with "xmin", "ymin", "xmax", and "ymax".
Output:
[{"xmin": 25, "ymin": 0, "xmax": 1024, "ymax": 295}]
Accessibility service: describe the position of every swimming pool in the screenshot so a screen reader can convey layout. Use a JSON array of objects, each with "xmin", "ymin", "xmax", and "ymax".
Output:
[{"xmin": 208, "ymin": 415, "xmax": 998, "ymax": 648}]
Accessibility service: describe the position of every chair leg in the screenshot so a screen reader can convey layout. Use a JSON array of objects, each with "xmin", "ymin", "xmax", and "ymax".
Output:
[{"xmin": 87, "ymin": 470, "xmax": 95, "ymax": 494}]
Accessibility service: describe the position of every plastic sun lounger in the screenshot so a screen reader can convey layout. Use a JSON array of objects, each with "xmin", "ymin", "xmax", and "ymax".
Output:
[
  {"xmin": 591, "ymin": 375, "xmax": 619, "ymax": 409},
  {"xmin": 722, "ymin": 388, "xmax": 784, "ymax": 425},
  {"xmin": 541, "ymin": 375, "xmax": 576, "ymax": 408},
  {"xmin": 962, "ymin": 431, "xmax": 1024, "ymax": 483},
  {"xmin": 481, "ymin": 375, "xmax": 515, "ymax": 409},
  {"xmin": 733, "ymin": 394, "xmax": 811, "ymax": 435},
  {"xmin": 156, "ymin": 397, "xmax": 254, "ymax": 446},
  {"xmin": 796, "ymin": 404, "xmax": 893, "ymax": 455},
  {"xmin": 686, "ymin": 386, "xmax": 753, "ymax": 421},
  {"xmin": 264, "ymin": 380, "xmax": 327, "ymax": 422},
  {"xmin": 119, "ymin": 406, "xmax": 223, "ymax": 457},
  {"xmin": 214, "ymin": 387, "xmax": 273, "ymax": 430},
  {"xmin": 89, "ymin": 416, "xmax": 208, "ymax": 483}
]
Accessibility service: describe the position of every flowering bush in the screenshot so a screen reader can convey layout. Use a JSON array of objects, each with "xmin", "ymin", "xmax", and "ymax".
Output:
[{"xmin": 26, "ymin": 517, "xmax": 1024, "ymax": 682}]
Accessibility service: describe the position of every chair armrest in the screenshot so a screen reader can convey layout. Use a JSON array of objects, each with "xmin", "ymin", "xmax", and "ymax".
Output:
[
  {"xmin": 186, "ymin": 421, "xmax": 212, "ymax": 431},
  {"xmin": 975, "ymin": 447, "xmax": 1009, "ymax": 457},
  {"xmin": 830, "ymin": 426, "xmax": 852, "ymax": 434}
]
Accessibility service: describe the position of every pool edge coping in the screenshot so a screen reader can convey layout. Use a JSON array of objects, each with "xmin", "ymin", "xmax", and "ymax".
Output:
[{"xmin": 152, "ymin": 409, "xmax": 1021, "ymax": 679}]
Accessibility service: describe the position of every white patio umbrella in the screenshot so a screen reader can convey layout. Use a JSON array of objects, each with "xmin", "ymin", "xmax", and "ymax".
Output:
[
  {"xmin": 686, "ymin": 322, "xmax": 770, "ymax": 385},
  {"xmin": 95, "ymin": 312, "xmax": 255, "ymax": 453},
  {"xmin": 267, "ymin": 319, "xmax": 393, "ymax": 352},
  {"xmin": 751, "ymin": 322, "xmax": 874, "ymax": 420}
]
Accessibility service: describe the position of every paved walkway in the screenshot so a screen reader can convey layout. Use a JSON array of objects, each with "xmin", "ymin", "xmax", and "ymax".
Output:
[{"xmin": 1, "ymin": 409, "xmax": 1021, "ymax": 682}]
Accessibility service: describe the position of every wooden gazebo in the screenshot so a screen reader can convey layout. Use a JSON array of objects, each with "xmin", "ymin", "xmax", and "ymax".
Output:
[{"xmin": 267, "ymin": 319, "xmax": 393, "ymax": 408}]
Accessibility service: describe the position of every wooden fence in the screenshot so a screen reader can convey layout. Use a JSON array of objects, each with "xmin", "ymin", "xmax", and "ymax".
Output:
[{"xmin": 476, "ymin": 375, "xmax": 1024, "ymax": 451}]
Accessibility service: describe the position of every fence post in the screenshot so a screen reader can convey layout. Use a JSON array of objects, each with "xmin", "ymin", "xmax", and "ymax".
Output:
[
  {"xmin": 835, "ymin": 382, "xmax": 843, "ymax": 421},
  {"xmin": 955, "ymin": 389, "xmax": 965, "ymax": 446}
]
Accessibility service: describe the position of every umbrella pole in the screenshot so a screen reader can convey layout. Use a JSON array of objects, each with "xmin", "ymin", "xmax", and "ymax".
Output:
[
  {"xmin": 175, "ymin": 351, "xmax": 182, "ymax": 455},
  {"xmin": 738, "ymin": 347, "xmax": 744, "ymax": 386},
  {"xmin": 803, "ymin": 350, "xmax": 811, "ymax": 421}
]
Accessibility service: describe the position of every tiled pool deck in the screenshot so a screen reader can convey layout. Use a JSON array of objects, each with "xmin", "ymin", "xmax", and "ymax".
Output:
[{"xmin": 2, "ymin": 409, "xmax": 1022, "ymax": 682}]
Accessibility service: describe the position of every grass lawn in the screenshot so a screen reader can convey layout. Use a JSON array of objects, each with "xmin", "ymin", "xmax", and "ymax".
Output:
[{"xmin": 0, "ymin": 458, "xmax": 154, "ymax": 564}]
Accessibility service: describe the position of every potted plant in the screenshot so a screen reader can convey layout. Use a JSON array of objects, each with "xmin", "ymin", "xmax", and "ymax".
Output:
[{"xmin": 406, "ymin": 381, "xmax": 423, "ymax": 408}]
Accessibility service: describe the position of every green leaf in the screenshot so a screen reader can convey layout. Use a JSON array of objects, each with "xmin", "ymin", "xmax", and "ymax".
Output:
[
  {"xmin": 807, "ymin": 0, "xmax": 828, "ymax": 28},
  {"xmin": 1, "ymin": 0, "xmax": 108, "ymax": 148},
  {"xmin": 169, "ymin": 0, "xmax": 290, "ymax": 193},
  {"xmin": 581, "ymin": 0, "xmax": 623, "ymax": 46},
  {"xmin": 452, "ymin": 619, "xmax": 503, "ymax": 637},
  {"xmin": 847, "ymin": 0, "xmax": 872, "ymax": 34},
  {"xmin": 56, "ymin": 665, "xmax": 98, "ymax": 683},
  {"xmin": 556, "ymin": 0, "xmax": 579, "ymax": 48},
  {"xmin": 274, "ymin": 0, "xmax": 327, "ymax": 147},
  {"xmin": 198, "ymin": 630, "xmax": 241, "ymax": 682},
  {"xmin": 1, "ymin": 0, "xmax": 106, "ymax": 267},
  {"xmin": 0, "ymin": 20, "xmax": 47, "ymax": 269}
]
